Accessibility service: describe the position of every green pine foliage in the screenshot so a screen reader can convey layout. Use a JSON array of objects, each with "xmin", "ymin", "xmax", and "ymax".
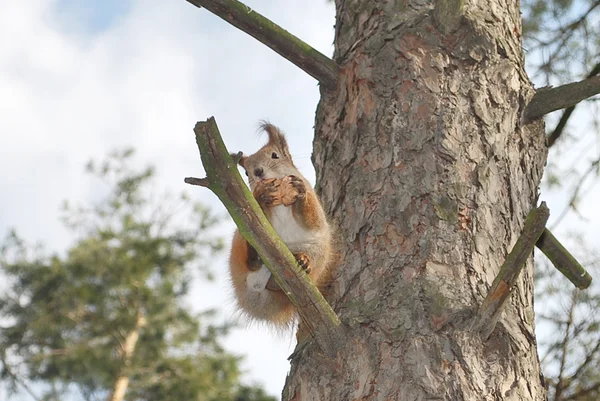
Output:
[{"xmin": 0, "ymin": 149, "xmax": 276, "ymax": 401}]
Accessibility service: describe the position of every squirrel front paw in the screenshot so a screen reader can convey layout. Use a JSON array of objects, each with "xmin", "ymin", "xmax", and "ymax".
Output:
[
  {"xmin": 254, "ymin": 178, "xmax": 283, "ymax": 208},
  {"xmin": 294, "ymin": 252, "xmax": 312, "ymax": 274},
  {"xmin": 281, "ymin": 175, "xmax": 306, "ymax": 206}
]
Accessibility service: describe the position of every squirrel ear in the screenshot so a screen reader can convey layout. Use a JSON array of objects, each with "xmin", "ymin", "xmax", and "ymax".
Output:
[
  {"xmin": 231, "ymin": 152, "xmax": 246, "ymax": 167},
  {"xmin": 231, "ymin": 152, "xmax": 247, "ymax": 168},
  {"xmin": 259, "ymin": 121, "xmax": 291, "ymax": 158}
]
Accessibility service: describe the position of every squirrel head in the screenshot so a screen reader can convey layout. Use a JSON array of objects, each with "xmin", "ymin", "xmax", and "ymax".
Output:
[{"xmin": 238, "ymin": 123, "xmax": 298, "ymax": 189}]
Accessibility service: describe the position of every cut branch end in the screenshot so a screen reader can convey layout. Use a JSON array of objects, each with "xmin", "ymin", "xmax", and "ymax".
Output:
[{"xmin": 536, "ymin": 229, "xmax": 593, "ymax": 289}]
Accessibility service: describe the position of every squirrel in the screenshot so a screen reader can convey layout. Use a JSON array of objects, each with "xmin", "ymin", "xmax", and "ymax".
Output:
[{"xmin": 229, "ymin": 122, "xmax": 333, "ymax": 327}]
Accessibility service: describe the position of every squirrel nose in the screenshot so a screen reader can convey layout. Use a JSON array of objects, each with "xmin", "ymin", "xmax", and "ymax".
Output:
[{"xmin": 254, "ymin": 168, "xmax": 264, "ymax": 178}]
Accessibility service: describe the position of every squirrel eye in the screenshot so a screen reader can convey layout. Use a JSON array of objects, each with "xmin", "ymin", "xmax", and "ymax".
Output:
[
  {"xmin": 271, "ymin": 152, "xmax": 279, "ymax": 159},
  {"xmin": 244, "ymin": 171, "xmax": 248, "ymax": 177}
]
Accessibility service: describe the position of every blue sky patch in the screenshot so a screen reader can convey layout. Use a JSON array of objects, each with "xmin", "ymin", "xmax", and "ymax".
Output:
[{"xmin": 55, "ymin": 0, "xmax": 132, "ymax": 34}]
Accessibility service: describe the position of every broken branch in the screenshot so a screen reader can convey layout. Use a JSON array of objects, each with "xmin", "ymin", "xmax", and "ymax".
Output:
[
  {"xmin": 183, "ymin": 177, "xmax": 209, "ymax": 187},
  {"xmin": 536, "ymin": 229, "xmax": 593, "ymax": 290},
  {"xmin": 185, "ymin": 117, "xmax": 344, "ymax": 357},
  {"xmin": 476, "ymin": 202, "xmax": 550, "ymax": 339},
  {"xmin": 523, "ymin": 75, "xmax": 600, "ymax": 123},
  {"xmin": 186, "ymin": 0, "xmax": 339, "ymax": 89}
]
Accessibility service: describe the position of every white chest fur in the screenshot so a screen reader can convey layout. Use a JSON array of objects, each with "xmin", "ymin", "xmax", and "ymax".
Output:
[{"xmin": 269, "ymin": 204, "xmax": 313, "ymax": 249}]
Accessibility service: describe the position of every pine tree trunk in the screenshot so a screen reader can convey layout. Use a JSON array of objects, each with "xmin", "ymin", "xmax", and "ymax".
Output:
[
  {"xmin": 106, "ymin": 313, "xmax": 146, "ymax": 401},
  {"xmin": 284, "ymin": 0, "xmax": 548, "ymax": 399}
]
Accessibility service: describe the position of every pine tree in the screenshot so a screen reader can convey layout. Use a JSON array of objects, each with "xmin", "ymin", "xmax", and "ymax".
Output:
[{"xmin": 0, "ymin": 149, "xmax": 276, "ymax": 401}]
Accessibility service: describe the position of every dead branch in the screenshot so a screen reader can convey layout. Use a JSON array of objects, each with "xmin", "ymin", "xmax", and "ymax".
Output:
[
  {"xmin": 546, "ymin": 62, "xmax": 600, "ymax": 147},
  {"xmin": 183, "ymin": 177, "xmax": 209, "ymax": 187},
  {"xmin": 476, "ymin": 203, "xmax": 550, "ymax": 339},
  {"xmin": 185, "ymin": 117, "xmax": 344, "ymax": 357},
  {"xmin": 523, "ymin": 75, "xmax": 600, "ymax": 124},
  {"xmin": 536, "ymin": 229, "xmax": 593, "ymax": 289},
  {"xmin": 186, "ymin": 0, "xmax": 339, "ymax": 89}
]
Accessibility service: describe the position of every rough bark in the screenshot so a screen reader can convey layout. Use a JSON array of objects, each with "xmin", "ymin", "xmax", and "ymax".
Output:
[{"xmin": 283, "ymin": 0, "xmax": 548, "ymax": 400}]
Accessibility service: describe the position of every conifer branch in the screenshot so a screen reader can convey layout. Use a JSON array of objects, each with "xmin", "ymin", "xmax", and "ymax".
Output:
[
  {"xmin": 185, "ymin": 117, "xmax": 344, "ymax": 357},
  {"xmin": 186, "ymin": 0, "xmax": 339, "ymax": 89}
]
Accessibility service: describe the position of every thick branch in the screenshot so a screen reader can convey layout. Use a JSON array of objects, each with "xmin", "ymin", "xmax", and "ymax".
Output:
[
  {"xmin": 523, "ymin": 75, "xmax": 600, "ymax": 123},
  {"xmin": 185, "ymin": 117, "xmax": 344, "ymax": 356},
  {"xmin": 536, "ymin": 229, "xmax": 593, "ymax": 289},
  {"xmin": 547, "ymin": 62, "xmax": 600, "ymax": 147},
  {"xmin": 476, "ymin": 203, "xmax": 550, "ymax": 339},
  {"xmin": 186, "ymin": 0, "xmax": 339, "ymax": 89}
]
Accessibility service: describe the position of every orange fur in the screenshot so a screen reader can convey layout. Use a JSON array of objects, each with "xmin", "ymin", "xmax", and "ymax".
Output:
[{"xmin": 228, "ymin": 123, "xmax": 334, "ymax": 328}]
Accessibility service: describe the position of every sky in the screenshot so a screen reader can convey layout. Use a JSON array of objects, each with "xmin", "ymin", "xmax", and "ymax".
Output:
[{"xmin": 0, "ymin": 0, "xmax": 598, "ymax": 399}]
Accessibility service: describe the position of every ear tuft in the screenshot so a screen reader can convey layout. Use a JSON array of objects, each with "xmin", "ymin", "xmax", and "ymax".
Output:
[{"xmin": 257, "ymin": 120, "xmax": 290, "ymax": 157}]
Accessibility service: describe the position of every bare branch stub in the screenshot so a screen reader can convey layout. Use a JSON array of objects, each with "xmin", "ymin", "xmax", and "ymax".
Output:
[
  {"xmin": 188, "ymin": 117, "xmax": 345, "ymax": 357},
  {"xmin": 184, "ymin": 177, "xmax": 210, "ymax": 187},
  {"xmin": 186, "ymin": 0, "xmax": 339, "ymax": 89},
  {"xmin": 536, "ymin": 229, "xmax": 593, "ymax": 290},
  {"xmin": 523, "ymin": 75, "xmax": 600, "ymax": 123},
  {"xmin": 476, "ymin": 202, "xmax": 550, "ymax": 339}
]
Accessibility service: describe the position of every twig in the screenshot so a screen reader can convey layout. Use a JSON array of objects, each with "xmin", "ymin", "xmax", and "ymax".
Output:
[
  {"xmin": 186, "ymin": 0, "xmax": 339, "ymax": 89},
  {"xmin": 564, "ymin": 382, "xmax": 600, "ymax": 401},
  {"xmin": 523, "ymin": 75, "xmax": 600, "ymax": 123},
  {"xmin": 185, "ymin": 117, "xmax": 344, "ymax": 357},
  {"xmin": 554, "ymin": 289, "xmax": 578, "ymax": 401},
  {"xmin": 549, "ymin": 157, "xmax": 600, "ymax": 230},
  {"xmin": 536, "ymin": 229, "xmax": 593, "ymax": 289},
  {"xmin": 476, "ymin": 203, "xmax": 550, "ymax": 339},
  {"xmin": 566, "ymin": 329, "xmax": 600, "ymax": 385},
  {"xmin": 547, "ymin": 62, "xmax": 600, "ymax": 147},
  {"xmin": 0, "ymin": 349, "xmax": 42, "ymax": 401}
]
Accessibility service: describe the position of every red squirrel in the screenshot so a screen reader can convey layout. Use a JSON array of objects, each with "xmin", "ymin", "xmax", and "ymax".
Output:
[{"xmin": 229, "ymin": 123, "xmax": 333, "ymax": 327}]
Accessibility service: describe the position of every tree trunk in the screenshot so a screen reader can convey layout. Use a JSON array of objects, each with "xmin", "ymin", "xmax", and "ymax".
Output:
[
  {"xmin": 106, "ymin": 313, "xmax": 146, "ymax": 401},
  {"xmin": 284, "ymin": 0, "xmax": 548, "ymax": 400}
]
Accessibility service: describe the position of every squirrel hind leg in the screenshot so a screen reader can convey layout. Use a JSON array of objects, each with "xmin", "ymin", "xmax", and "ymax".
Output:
[{"xmin": 234, "ymin": 265, "xmax": 296, "ymax": 326}]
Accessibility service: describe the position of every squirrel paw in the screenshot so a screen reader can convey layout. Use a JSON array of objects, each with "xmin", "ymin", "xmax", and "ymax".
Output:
[
  {"xmin": 294, "ymin": 252, "xmax": 312, "ymax": 275},
  {"xmin": 264, "ymin": 253, "xmax": 312, "ymax": 292},
  {"xmin": 281, "ymin": 175, "xmax": 306, "ymax": 206},
  {"xmin": 255, "ymin": 178, "xmax": 283, "ymax": 208}
]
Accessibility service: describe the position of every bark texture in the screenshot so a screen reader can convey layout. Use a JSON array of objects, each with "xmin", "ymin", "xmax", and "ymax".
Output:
[{"xmin": 283, "ymin": 0, "xmax": 548, "ymax": 400}]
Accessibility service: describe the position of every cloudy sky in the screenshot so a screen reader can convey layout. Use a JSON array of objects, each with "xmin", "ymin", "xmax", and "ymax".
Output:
[{"xmin": 1, "ymin": 0, "xmax": 598, "ymax": 399}]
